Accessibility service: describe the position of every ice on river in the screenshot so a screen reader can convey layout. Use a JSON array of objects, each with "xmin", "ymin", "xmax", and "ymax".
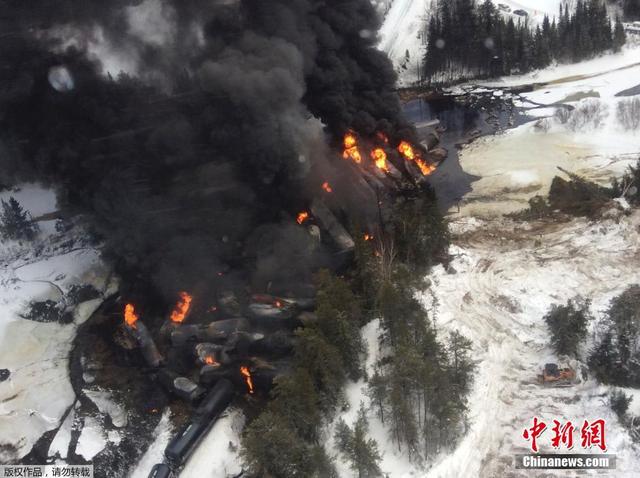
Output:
[
  {"xmin": 456, "ymin": 51, "xmax": 640, "ymax": 217},
  {"xmin": 0, "ymin": 184, "xmax": 111, "ymax": 461}
]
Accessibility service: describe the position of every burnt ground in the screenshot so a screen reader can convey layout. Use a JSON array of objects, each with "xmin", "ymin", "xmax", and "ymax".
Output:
[
  {"xmin": 21, "ymin": 296, "xmax": 173, "ymax": 476},
  {"xmin": 22, "ymin": 292, "xmax": 279, "ymax": 477}
]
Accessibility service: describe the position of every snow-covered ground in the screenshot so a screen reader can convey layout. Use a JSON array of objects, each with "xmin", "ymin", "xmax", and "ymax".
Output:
[
  {"xmin": 129, "ymin": 408, "xmax": 244, "ymax": 478},
  {"xmin": 329, "ymin": 41, "xmax": 640, "ymax": 477},
  {"xmin": 378, "ymin": 0, "xmax": 430, "ymax": 85},
  {"xmin": 378, "ymin": 0, "xmax": 566, "ymax": 85},
  {"xmin": 458, "ymin": 46, "xmax": 640, "ymax": 217},
  {"xmin": 0, "ymin": 185, "xmax": 113, "ymax": 461},
  {"xmin": 129, "ymin": 411, "xmax": 174, "ymax": 478},
  {"xmin": 326, "ymin": 319, "xmax": 432, "ymax": 477},
  {"xmin": 422, "ymin": 47, "xmax": 640, "ymax": 476},
  {"xmin": 422, "ymin": 210, "xmax": 640, "ymax": 477}
]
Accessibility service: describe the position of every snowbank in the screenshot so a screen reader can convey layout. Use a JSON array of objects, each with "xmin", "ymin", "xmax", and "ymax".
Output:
[
  {"xmin": 0, "ymin": 185, "xmax": 111, "ymax": 461},
  {"xmin": 421, "ymin": 213, "xmax": 640, "ymax": 477},
  {"xmin": 129, "ymin": 410, "xmax": 174, "ymax": 478},
  {"xmin": 180, "ymin": 408, "xmax": 245, "ymax": 478},
  {"xmin": 456, "ymin": 57, "xmax": 640, "ymax": 217}
]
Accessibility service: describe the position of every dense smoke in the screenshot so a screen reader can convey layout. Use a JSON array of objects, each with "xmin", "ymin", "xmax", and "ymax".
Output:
[{"xmin": 0, "ymin": 0, "xmax": 413, "ymax": 311}]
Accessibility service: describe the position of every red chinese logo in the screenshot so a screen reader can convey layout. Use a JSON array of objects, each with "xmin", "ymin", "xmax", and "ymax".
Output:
[
  {"xmin": 580, "ymin": 419, "xmax": 607, "ymax": 451},
  {"xmin": 550, "ymin": 419, "xmax": 575, "ymax": 449},
  {"xmin": 522, "ymin": 417, "xmax": 547, "ymax": 452},
  {"xmin": 522, "ymin": 418, "xmax": 606, "ymax": 452}
]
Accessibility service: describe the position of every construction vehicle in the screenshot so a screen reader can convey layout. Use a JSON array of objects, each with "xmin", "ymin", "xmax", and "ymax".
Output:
[{"xmin": 539, "ymin": 363, "xmax": 576, "ymax": 387}]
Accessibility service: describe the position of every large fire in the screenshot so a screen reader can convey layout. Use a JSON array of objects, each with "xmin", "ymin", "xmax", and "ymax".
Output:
[
  {"xmin": 170, "ymin": 291, "xmax": 193, "ymax": 324},
  {"xmin": 124, "ymin": 303, "xmax": 139, "ymax": 329},
  {"xmin": 415, "ymin": 158, "xmax": 437, "ymax": 176},
  {"xmin": 397, "ymin": 140, "xmax": 436, "ymax": 176},
  {"xmin": 322, "ymin": 181, "xmax": 333, "ymax": 193},
  {"xmin": 296, "ymin": 211, "xmax": 309, "ymax": 225},
  {"xmin": 342, "ymin": 132, "xmax": 362, "ymax": 164},
  {"xmin": 397, "ymin": 140, "xmax": 416, "ymax": 161},
  {"xmin": 240, "ymin": 366, "xmax": 255, "ymax": 394},
  {"xmin": 370, "ymin": 148, "xmax": 390, "ymax": 172}
]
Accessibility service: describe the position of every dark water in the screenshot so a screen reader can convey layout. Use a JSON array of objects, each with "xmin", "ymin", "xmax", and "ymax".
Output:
[{"xmin": 404, "ymin": 94, "xmax": 529, "ymax": 212}]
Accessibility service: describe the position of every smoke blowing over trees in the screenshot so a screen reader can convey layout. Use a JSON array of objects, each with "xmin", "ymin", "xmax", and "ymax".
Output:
[{"xmin": 0, "ymin": 0, "xmax": 414, "ymax": 308}]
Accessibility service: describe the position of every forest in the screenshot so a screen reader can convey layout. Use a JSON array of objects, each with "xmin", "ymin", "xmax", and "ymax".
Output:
[
  {"xmin": 423, "ymin": 0, "xmax": 626, "ymax": 83},
  {"xmin": 624, "ymin": 0, "xmax": 640, "ymax": 19}
]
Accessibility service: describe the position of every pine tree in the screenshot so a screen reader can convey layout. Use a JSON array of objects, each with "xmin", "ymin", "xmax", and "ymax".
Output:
[
  {"xmin": 422, "ymin": 0, "xmax": 623, "ymax": 83},
  {"xmin": 614, "ymin": 17, "xmax": 627, "ymax": 52},
  {"xmin": 334, "ymin": 404, "xmax": 383, "ymax": 478},
  {"xmin": 295, "ymin": 326, "xmax": 346, "ymax": 411},
  {"xmin": 241, "ymin": 411, "xmax": 315, "ymax": 478},
  {"xmin": 268, "ymin": 369, "xmax": 322, "ymax": 442},
  {"xmin": 544, "ymin": 298, "xmax": 592, "ymax": 357},
  {"xmin": 0, "ymin": 196, "xmax": 39, "ymax": 241},
  {"xmin": 589, "ymin": 286, "xmax": 640, "ymax": 386},
  {"xmin": 367, "ymin": 368, "xmax": 388, "ymax": 423},
  {"xmin": 314, "ymin": 269, "xmax": 365, "ymax": 380},
  {"xmin": 624, "ymin": 0, "xmax": 640, "ymax": 20}
]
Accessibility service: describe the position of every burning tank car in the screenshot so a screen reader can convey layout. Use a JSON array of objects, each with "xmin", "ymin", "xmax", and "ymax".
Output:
[{"xmin": 113, "ymin": 287, "xmax": 317, "ymax": 477}]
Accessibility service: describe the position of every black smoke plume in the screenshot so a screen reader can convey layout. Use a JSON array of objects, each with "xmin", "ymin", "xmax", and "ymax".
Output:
[{"xmin": 0, "ymin": 0, "xmax": 414, "ymax": 312}]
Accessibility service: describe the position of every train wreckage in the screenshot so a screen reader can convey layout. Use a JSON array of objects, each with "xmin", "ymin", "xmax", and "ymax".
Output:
[{"xmin": 105, "ymin": 128, "xmax": 446, "ymax": 477}]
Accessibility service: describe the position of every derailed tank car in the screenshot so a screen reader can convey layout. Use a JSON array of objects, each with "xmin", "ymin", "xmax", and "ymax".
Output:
[{"xmin": 163, "ymin": 378, "xmax": 235, "ymax": 467}]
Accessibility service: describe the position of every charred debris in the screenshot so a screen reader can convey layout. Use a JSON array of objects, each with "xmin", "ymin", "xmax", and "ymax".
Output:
[{"xmin": 0, "ymin": 1, "xmax": 451, "ymax": 474}]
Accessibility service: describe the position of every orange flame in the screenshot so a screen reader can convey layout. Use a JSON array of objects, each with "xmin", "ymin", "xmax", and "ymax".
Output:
[
  {"xmin": 364, "ymin": 234, "xmax": 374, "ymax": 241},
  {"xmin": 376, "ymin": 131, "xmax": 389, "ymax": 144},
  {"xmin": 370, "ymin": 148, "xmax": 390, "ymax": 172},
  {"xmin": 170, "ymin": 291, "xmax": 193, "ymax": 324},
  {"xmin": 322, "ymin": 181, "xmax": 333, "ymax": 193},
  {"xmin": 415, "ymin": 158, "xmax": 436, "ymax": 176},
  {"xmin": 398, "ymin": 141, "xmax": 416, "ymax": 161},
  {"xmin": 342, "ymin": 132, "xmax": 362, "ymax": 163},
  {"xmin": 124, "ymin": 303, "xmax": 139, "ymax": 329},
  {"xmin": 240, "ymin": 366, "xmax": 255, "ymax": 394},
  {"xmin": 297, "ymin": 211, "xmax": 309, "ymax": 225},
  {"xmin": 398, "ymin": 140, "xmax": 435, "ymax": 176},
  {"xmin": 275, "ymin": 300, "xmax": 283, "ymax": 308},
  {"xmin": 204, "ymin": 355, "xmax": 218, "ymax": 366}
]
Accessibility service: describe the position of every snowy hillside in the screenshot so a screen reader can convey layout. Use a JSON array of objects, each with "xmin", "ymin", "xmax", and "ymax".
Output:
[
  {"xmin": 326, "ymin": 41, "xmax": 640, "ymax": 476},
  {"xmin": 0, "ymin": 185, "xmax": 114, "ymax": 461},
  {"xmin": 379, "ymin": 0, "xmax": 566, "ymax": 85}
]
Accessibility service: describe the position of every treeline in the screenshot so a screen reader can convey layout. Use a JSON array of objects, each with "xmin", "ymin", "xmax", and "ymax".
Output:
[
  {"xmin": 241, "ymin": 193, "xmax": 474, "ymax": 475},
  {"xmin": 241, "ymin": 270, "xmax": 364, "ymax": 477},
  {"xmin": 362, "ymin": 197, "xmax": 474, "ymax": 460},
  {"xmin": 623, "ymin": 0, "xmax": 640, "ymax": 19},
  {"xmin": 424, "ymin": 0, "xmax": 626, "ymax": 83}
]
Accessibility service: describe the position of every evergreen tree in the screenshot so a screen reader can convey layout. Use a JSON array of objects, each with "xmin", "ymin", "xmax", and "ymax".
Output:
[
  {"xmin": 367, "ymin": 368, "xmax": 389, "ymax": 423},
  {"xmin": 375, "ymin": 273, "xmax": 474, "ymax": 458},
  {"xmin": 241, "ymin": 411, "xmax": 315, "ymax": 478},
  {"xmin": 614, "ymin": 17, "xmax": 627, "ymax": 52},
  {"xmin": 268, "ymin": 369, "xmax": 322, "ymax": 442},
  {"xmin": 544, "ymin": 298, "xmax": 592, "ymax": 357},
  {"xmin": 610, "ymin": 390, "xmax": 633, "ymax": 421},
  {"xmin": 295, "ymin": 326, "xmax": 346, "ymax": 411},
  {"xmin": 335, "ymin": 404, "xmax": 383, "ymax": 478},
  {"xmin": 589, "ymin": 285, "xmax": 640, "ymax": 386},
  {"xmin": 422, "ymin": 0, "xmax": 623, "ymax": 83},
  {"xmin": 314, "ymin": 269, "xmax": 366, "ymax": 380},
  {"xmin": 624, "ymin": 0, "xmax": 640, "ymax": 20},
  {"xmin": 0, "ymin": 196, "xmax": 39, "ymax": 241}
]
